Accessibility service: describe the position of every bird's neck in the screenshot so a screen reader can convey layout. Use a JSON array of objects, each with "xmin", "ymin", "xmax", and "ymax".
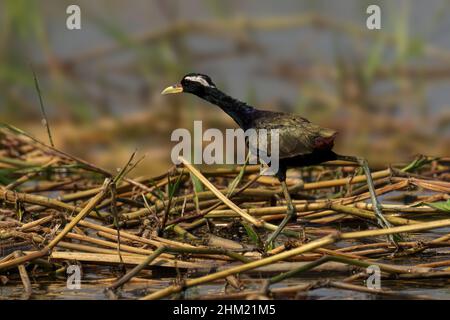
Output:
[{"xmin": 196, "ymin": 87, "xmax": 255, "ymax": 129}]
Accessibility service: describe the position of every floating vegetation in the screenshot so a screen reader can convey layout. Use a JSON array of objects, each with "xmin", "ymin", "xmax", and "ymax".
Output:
[{"xmin": 0, "ymin": 124, "xmax": 449, "ymax": 300}]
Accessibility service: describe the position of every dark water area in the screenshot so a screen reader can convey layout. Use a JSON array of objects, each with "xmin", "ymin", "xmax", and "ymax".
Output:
[
  {"xmin": 27, "ymin": 0, "xmax": 450, "ymax": 118},
  {"xmin": 2, "ymin": 268, "xmax": 450, "ymax": 300}
]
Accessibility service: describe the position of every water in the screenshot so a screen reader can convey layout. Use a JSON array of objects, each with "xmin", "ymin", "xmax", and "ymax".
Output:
[
  {"xmin": 2, "ymin": 269, "xmax": 449, "ymax": 300},
  {"xmin": 28, "ymin": 0, "xmax": 450, "ymax": 120}
]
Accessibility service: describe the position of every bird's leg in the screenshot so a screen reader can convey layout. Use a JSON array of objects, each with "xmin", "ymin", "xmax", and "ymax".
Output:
[
  {"xmin": 265, "ymin": 180, "xmax": 298, "ymax": 249},
  {"xmin": 335, "ymin": 154, "xmax": 400, "ymax": 247}
]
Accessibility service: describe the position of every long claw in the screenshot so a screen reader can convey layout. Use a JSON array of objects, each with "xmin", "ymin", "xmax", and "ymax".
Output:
[
  {"xmin": 264, "ymin": 181, "xmax": 297, "ymax": 249},
  {"xmin": 336, "ymin": 155, "xmax": 402, "ymax": 247}
]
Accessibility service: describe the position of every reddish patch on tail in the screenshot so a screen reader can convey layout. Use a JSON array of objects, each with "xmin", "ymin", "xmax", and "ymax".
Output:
[{"xmin": 314, "ymin": 132, "xmax": 338, "ymax": 150}]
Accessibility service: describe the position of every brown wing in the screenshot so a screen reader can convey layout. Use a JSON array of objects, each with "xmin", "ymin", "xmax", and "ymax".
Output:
[{"xmin": 250, "ymin": 112, "xmax": 337, "ymax": 159}]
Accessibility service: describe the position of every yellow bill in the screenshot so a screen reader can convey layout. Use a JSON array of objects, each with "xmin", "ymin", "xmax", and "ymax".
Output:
[{"xmin": 161, "ymin": 84, "xmax": 183, "ymax": 95}]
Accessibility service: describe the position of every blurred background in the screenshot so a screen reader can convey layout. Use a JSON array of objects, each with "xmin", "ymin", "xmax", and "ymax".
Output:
[{"xmin": 1, "ymin": 0, "xmax": 449, "ymax": 177}]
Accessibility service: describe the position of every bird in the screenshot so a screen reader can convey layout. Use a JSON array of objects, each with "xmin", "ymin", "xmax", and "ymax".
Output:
[{"xmin": 162, "ymin": 73, "xmax": 395, "ymax": 248}]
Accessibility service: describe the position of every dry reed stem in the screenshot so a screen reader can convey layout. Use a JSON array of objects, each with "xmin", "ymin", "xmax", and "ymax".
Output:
[
  {"xmin": 0, "ymin": 179, "xmax": 110, "ymax": 271},
  {"xmin": 1, "ymin": 127, "xmax": 449, "ymax": 300},
  {"xmin": 178, "ymin": 157, "xmax": 264, "ymax": 227},
  {"xmin": 141, "ymin": 233, "xmax": 339, "ymax": 300},
  {"xmin": 13, "ymin": 251, "xmax": 32, "ymax": 299}
]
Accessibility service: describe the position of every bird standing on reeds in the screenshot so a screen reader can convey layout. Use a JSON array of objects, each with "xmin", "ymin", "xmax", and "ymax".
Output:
[{"xmin": 162, "ymin": 73, "xmax": 395, "ymax": 248}]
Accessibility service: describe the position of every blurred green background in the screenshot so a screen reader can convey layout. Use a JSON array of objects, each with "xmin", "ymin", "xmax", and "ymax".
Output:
[{"xmin": 1, "ymin": 0, "xmax": 449, "ymax": 176}]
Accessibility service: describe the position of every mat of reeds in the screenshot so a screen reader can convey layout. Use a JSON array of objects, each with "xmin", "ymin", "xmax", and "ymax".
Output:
[{"xmin": 0, "ymin": 124, "xmax": 449, "ymax": 300}]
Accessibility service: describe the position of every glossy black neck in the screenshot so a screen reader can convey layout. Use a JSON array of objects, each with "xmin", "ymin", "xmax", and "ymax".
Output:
[{"xmin": 191, "ymin": 87, "xmax": 255, "ymax": 129}]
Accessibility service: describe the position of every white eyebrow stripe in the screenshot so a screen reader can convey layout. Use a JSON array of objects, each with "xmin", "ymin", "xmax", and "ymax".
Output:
[{"xmin": 185, "ymin": 76, "xmax": 213, "ymax": 87}]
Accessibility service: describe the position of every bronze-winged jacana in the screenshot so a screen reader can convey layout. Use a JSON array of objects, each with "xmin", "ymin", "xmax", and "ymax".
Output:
[{"xmin": 162, "ymin": 73, "xmax": 395, "ymax": 248}]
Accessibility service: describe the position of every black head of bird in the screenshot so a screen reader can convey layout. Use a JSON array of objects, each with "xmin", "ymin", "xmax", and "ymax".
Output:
[
  {"xmin": 162, "ymin": 73, "xmax": 254, "ymax": 129},
  {"xmin": 162, "ymin": 73, "xmax": 216, "ymax": 96}
]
